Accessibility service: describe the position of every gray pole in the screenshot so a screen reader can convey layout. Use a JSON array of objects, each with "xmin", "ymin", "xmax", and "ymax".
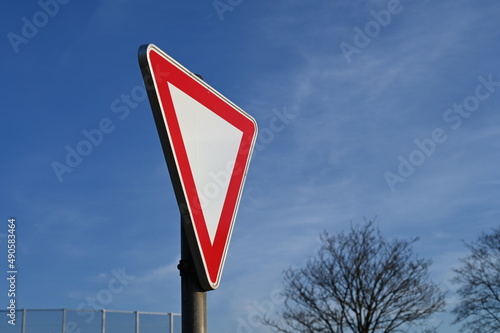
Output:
[{"xmin": 179, "ymin": 216, "xmax": 207, "ymax": 333}]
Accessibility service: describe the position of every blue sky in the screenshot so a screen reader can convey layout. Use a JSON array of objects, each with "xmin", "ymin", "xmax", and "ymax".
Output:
[{"xmin": 1, "ymin": 0, "xmax": 500, "ymax": 332}]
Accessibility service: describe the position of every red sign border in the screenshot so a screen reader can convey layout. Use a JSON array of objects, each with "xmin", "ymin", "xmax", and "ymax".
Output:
[{"xmin": 138, "ymin": 44, "xmax": 257, "ymax": 290}]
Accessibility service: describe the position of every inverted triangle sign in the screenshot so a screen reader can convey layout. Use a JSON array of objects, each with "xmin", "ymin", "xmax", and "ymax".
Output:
[{"xmin": 138, "ymin": 44, "xmax": 257, "ymax": 290}]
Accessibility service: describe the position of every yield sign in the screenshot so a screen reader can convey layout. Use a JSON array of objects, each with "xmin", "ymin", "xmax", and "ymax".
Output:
[{"xmin": 138, "ymin": 44, "xmax": 257, "ymax": 290}]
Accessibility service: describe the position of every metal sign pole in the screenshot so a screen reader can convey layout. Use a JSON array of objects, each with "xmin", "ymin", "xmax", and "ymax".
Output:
[{"xmin": 179, "ymin": 216, "xmax": 207, "ymax": 333}]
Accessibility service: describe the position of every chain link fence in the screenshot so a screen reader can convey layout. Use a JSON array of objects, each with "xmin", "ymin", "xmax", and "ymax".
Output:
[{"xmin": 0, "ymin": 309, "xmax": 181, "ymax": 333}]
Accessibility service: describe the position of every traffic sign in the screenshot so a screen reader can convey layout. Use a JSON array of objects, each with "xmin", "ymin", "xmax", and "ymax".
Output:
[{"xmin": 138, "ymin": 44, "xmax": 257, "ymax": 290}]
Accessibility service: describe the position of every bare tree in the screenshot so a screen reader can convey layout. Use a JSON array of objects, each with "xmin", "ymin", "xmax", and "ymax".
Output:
[
  {"xmin": 452, "ymin": 226, "xmax": 500, "ymax": 333},
  {"xmin": 264, "ymin": 220, "xmax": 445, "ymax": 333}
]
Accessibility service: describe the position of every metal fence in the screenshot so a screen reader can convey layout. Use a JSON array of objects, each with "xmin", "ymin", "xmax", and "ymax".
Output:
[{"xmin": 0, "ymin": 309, "xmax": 181, "ymax": 333}]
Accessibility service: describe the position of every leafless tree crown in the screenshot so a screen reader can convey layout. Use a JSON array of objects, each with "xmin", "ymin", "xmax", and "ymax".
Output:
[
  {"xmin": 453, "ymin": 225, "xmax": 500, "ymax": 333},
  {"xmin": 264, "ymin": 220, "xmax": 445, "ymax": 333}
]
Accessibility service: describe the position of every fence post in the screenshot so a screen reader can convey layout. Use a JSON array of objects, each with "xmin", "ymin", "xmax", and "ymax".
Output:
[
  {"xmin": 101, "ymin": 309, "xmax": 106, "ymax": 333},
  {"xmin": 62, "ymin": 309, "xmax": 67, "ymax": 333},
  {"xmin": 136, "ymin": 311, "xmax": 140, "ymax": 333},
  {"xmin": 21, "ymin": 309, "xmax": 26, "ymax": 333}
]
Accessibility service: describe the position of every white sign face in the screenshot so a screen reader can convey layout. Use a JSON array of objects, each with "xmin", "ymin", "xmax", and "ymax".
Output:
[
  {"xmin": 168, "ymin": 82, "xmax": 244, "ymax": 242},
  {"xmin": 139, "ymin": 44, "xmax": 258, "ymax": 290}
]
